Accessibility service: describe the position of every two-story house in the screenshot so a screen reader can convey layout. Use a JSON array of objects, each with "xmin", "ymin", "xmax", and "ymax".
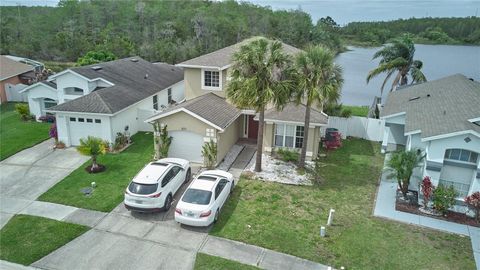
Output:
[
  {"xmin": 21, "ymin": 57, "xmax": 184, "ymax": 146},
  {"xmin": 381, "ymin": 74, "xmax": 480, "ymax": 211},
  {"xmin": 146, "ymin": 37, "xmax": 328, "ymax": 165}
]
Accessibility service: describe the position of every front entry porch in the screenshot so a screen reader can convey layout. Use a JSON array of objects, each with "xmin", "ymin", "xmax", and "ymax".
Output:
[{"xmin": 241, "ymin": 114, "xmax": 259, "ymax": 141}]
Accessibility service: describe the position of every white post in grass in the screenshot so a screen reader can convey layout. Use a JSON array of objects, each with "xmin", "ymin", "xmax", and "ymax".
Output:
[
  {"xmin": 320, "ymin": 226, "xmax": 326, "ymax": 237},
  {"xmin": 327, "ymin": 209, "xmax": 335, "ymax": 226}
]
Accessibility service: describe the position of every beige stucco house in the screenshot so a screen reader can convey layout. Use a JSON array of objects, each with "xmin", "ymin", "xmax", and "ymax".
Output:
[{"xmin": 146, "ymin": 38, "xmax": 329, "ymax": 165}]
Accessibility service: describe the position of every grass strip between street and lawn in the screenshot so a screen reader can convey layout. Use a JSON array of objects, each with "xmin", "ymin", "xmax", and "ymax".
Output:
[
  {"xmin": 0, "ymin": 102, "xmax": 50, "ymax": 161},
  {"xmin": 0, "ymin": 214, "xmax": 89, "ymax": 265},
  {"xmin": 210, "ymin": 139, "xmax": 475, "ymax": 270},
  {"xmin": 194, "ymin": 253, "xmax": 260, "ymax": 270},
  {"xmin": 39, "ymin": 132, "xmax": 154, "ymax": 212}
]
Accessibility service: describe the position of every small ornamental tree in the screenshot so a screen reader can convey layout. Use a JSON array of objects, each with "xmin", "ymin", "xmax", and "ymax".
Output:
[
  {"xmin": 420, "ymin": 176, "xmax": 435, "ymax": 209},
  {"xmin": 386, "ymin": 149, "xmax": 425, "ymax": 199},
  {"xmin": 49, "ymin": 124, "xmax": 58, "ymax": 144},
  {"xmin": 159, "ymin": 125, "xmax": 172, "ymax": 159},
  {"xmin": 465, "ymin": 191, "xmax": 480, "ymax": 222},
  {"xmin": 202, "ymin": 140, "xmax": 217, "ymax": 169},
  {"xmin": 77, "ymin": 136, "xmax": 106, "ymax": 173}
]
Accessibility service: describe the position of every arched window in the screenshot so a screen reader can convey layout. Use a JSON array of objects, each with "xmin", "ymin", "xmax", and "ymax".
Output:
[{"xmin": 444, "ymin": 149, "xmax": 478, "ymax": 164}]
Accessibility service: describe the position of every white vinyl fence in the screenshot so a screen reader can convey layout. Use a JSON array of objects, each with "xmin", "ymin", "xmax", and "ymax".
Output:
[{"xmin": 327, "ymin": 116, "xmax": 385, "ymax": 142}]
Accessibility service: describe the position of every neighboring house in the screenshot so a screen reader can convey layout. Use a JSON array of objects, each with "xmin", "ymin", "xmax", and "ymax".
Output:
[
  {"xmin": 381, "ymin": 74, "xmax": 480, "ymax": 211},
  {"xmin": 21, "ymin": 57, "xmax": 184, "ymax": 146},
  {"xmin": 146, "ymin": 37, "xmax": 328, "ymax": 165},
  {"xmin": 0, "ymin": 55, "xmax": 37, "ymax": 103}
]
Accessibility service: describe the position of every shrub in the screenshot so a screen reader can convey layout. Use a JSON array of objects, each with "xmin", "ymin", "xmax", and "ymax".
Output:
[
  {"xmin": 38, "ymin": 115, "xmax": 55, "ymax": 123},
  {"xmin": 420, "ymin": 176, "xmax": 435, "ymax": 208},
  {"xmin": 15, "ymin": 103, "xmax": 32, "ymax": 121},
  {"xmin": 202, "ymin": 140, "xmax": 217, "ymax": 169},
  {"xmin": 49, "ymin": 124, "xmax": 58, "ymax": 143},
  {"xmin": 158, "ymin": 125, "xmax": 172, "ymax": 158},
  {"xmin": 465, "ymin": 192, "xmax": 480, "ymax": 222},
  {"xmin": 432, "ymin": 184, "xmax": 457, "ymax": 215},
  {"xmin": 276, "ymin": 148, "xmax": 299, "ymax": 163},
  {"xmin": 114, "ymin": 132, "xmax": 128, "ymax": 150}
]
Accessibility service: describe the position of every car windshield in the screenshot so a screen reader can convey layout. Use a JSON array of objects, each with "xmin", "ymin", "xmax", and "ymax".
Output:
[
  {"xmin": 182, "ymin": 189, "xmax": 212, "ymax": 205},
  {"xmin": 128, "ymin": 182, "xmax": 158, "ymax": 195}
]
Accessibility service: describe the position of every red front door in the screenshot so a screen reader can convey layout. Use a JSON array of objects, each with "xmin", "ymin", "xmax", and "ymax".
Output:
[{"xmin": 248, "ymin": 115, "xmax": 259, "ymax": 139}]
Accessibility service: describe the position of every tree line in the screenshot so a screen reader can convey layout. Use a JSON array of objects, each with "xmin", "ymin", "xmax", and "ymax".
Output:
[{"xmin": 1, "ymin": 0, "xmax": 478, "ymax": 65}]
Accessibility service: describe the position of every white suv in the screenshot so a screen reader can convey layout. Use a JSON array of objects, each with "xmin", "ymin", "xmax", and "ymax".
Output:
[{"xmin": 124, "ymin": 158, "xmax": 191, "ymax": 212}]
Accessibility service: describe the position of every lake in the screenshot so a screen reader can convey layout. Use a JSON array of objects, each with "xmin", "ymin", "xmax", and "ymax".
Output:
[{"xmin": 336, "ymin": 44, "xmax": 480, "ymax": 106}]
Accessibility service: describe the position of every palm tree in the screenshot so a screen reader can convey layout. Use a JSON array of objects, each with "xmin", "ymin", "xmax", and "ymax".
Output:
[
  {"xmin": 386, "ymin": 149, "xmax": 425, "ymax": 199},
  {"xmin": 367, "ymin": 35, "xmax": 427, "ymax": 95},
  {"xmin": 227, "ymin": 38, "xmax": 293, "ymax": 172},
  {"xmin": 295, "ymin": 46, "xmax": 343, "ymax": 168},
  {"xmin": 77, "ymin": 136, "xmax": 106, "ymax": 172}
]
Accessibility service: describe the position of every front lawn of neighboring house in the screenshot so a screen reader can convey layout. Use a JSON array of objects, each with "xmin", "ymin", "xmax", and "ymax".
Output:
[
  {"xmin": 343, "ymin": 105, "xmax": 369, "ymax": 117},
  {"xmin": 39, "ymin": 132, "xmax": 153, "ymax": 212},
  {"xmin": 0, "ymin": 215, "xmax": 89, "ymax": 265},
  {"xmin": 194, "ymin": 253, "xmax": 260, "ymax": 270},
  {"xmin": 0, "ymin": 102, "xmax": 50, "ymax": 160},
  {"xmin": 211, "ymin": 139, "xmax": 475, "ymax": 270}
]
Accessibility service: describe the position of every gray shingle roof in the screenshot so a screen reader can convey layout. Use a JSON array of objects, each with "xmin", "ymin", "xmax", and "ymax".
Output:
[
  {"xmin": 262, "ymin": 103, "xmax": 328, "ymax": 125},
  {"xmin": 147, "ymin": 93, "xmax": 241, "ymax": 130},
  {"xmin": 49, "ymin": 57, "xmax": 183, "ymax": 114},
  {"xmin": 382, "ymin": 74, "xmax": 480, "ymax": 139},
  {"xmin": 0, "ymin": 55, "xmax": 34, "ymax": 80},
  {"xmin": 178, "ymin": 37, "xmax": 302, "ymax": 69}
]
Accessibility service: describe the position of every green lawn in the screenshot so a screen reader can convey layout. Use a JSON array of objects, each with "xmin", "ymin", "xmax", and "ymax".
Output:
[
  {"xmin": 39, "ymin": 132, "xmax": 154, "ymax": 212},
  {"xmin": 0, "ymin": 215, "xmax": 89, "ymax": 265},
  {"xmin": 194, "ymin": 253, "xmax": 260, "ymax": 270},
  {"xmin": 0, "ymin": 102, "xmax": 50, "ymax": 160},
  {"xmin": 343, "ymin": 105, "xmax": 369, "ymax": 117},
  {"xmin": 211, "ymin": 139, "xmax": 475, "ymax": 270}
]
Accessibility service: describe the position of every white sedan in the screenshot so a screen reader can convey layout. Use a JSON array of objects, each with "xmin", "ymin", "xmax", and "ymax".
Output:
[
  {"xmin": 124, "ymin": 158, "xmax": 191, "ymax": 212},
  {"xmin": 175, "ymin": 170, "xmax": 234, "ymax": 227}
]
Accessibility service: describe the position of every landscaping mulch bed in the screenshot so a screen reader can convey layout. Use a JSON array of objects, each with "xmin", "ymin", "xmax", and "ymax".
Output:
[
  {"xmin": 84, "ymin": 164, "xmax": 106, "ymax": 174},
  {"xmin": 395, "ymin": 198, "xmax": 479, "ymax": 228}
]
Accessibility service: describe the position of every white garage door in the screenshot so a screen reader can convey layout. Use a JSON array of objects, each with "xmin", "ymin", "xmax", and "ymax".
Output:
[
  {"xmin": 68, "ymin": 116, "xmax": 104, "ymax": 146},
  {"xmin": 169, "ymin": 131, "xmax": 204, "ymax": 163}
]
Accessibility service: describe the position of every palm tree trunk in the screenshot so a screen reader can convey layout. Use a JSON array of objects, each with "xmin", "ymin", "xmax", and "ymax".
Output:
[
  {"xmin": 92, "ymin": 155, "xmax": 98, "ymax": 170},
  {"xmin": 255, "ymin": 109, "xmax": 265, "ymax": 172},
  {"xmin": 299, "ymin": 104, "xmax": 311, "ymax": 168}
]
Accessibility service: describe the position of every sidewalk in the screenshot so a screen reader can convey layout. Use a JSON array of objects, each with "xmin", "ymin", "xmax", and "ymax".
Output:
[
  {"xmin": 0, "ymin": 197, "xmax": 107, "ymax": 228},
  {"xmin": 373, "ymin": 156, "xmax": 480, "ymax": 270},
  {"xmin": 200, "ymin": 236, "xmax": 330, "ymax": 270}
]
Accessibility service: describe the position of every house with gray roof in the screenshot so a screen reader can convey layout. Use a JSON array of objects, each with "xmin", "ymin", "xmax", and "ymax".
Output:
[
  {"xmin": 21, "ymin": 57, "xmax": 184, "ymax": 146},
  {"xmin": 146, "ymin": 37, "xmax": 328, "ymax": 165},
  {"xmin": 381, "ymin": 74, "xmax": 480, "ymax": 210}
]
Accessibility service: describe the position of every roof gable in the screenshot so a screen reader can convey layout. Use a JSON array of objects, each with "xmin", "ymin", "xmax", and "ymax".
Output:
[{"xmin": 0, "ymin": 55, "xmax": 34, "ymax": 80}]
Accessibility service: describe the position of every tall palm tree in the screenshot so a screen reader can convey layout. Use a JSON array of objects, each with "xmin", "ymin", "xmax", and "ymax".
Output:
[
  {"xmin": 227, "ymin": 38, "xmax": 293, "ymax": 172},
  {"xmin": 295, "ymin": 46, "xmax": 343, "ymax": 168},
  {"xmin": 367, "ymin": 35, "xmax": 427, "ymax": 95}
]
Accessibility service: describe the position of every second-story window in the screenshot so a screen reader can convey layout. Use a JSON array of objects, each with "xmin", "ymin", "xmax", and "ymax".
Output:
[
  {"xmin": 153, "ymin": 95, "xmax": 158, "ymax": 110},
  {"xmin": 168, "ymin": 88, "xmax": 172, "ymax": 104},
  {"xmin": 203, "ymin": 70, "xmax": 220, "ymax": 88}
]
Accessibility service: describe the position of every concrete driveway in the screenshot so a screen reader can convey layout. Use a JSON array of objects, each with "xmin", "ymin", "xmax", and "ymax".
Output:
[{"xmin": 0, "ymin": 139, "xmax": 89, "ymax": 228}]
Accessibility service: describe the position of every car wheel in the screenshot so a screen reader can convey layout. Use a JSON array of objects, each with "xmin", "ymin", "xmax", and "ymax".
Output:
[
  {"xmin": 214, "ymin": 209, "xmax": 219, "ymax": 223},
  {"xmin": 164, "ymin": 194, "xmax": 173, "ymax": 211},
  {"xmin": 184, "ymin": 169, "xmax": 191, "ymax": 183}
]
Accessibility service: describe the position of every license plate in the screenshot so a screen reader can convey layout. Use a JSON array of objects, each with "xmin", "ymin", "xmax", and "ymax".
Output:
[
  {"xmin": 135, "ymin": 200, "xmax": 143, "ymax": 204},
  {"xmin": 186, "ymin": 212, "xmax": 194, "ymax": 217}
]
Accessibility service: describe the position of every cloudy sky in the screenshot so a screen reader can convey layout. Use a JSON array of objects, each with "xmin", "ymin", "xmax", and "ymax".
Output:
[{"xmin": 2, "ymin": 0, "xmax": 479, "ymax": 25}]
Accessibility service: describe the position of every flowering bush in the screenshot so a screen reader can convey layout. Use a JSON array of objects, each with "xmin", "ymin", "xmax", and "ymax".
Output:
[
  {"xmin": 49, "ymin": 124, "xmax": 58, "ymax": 143},
  {"xmin": 465, "ymin": 192, "xmax": 480, "ymax": 222},
  {"xmin": 38, "ymin": 115, "xmax": 56, "ymax": 123},
  {"xmin": 420, "ymin": 176, "xmax": 435, "ymax": 208}
]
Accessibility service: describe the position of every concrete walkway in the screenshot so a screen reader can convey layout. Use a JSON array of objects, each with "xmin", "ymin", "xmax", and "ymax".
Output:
[
  {"xmin": 374, "ymin": 156, "xmax": 480, "ymax": 270},
  {"xmin": 0, "ymin": 197, "xmax": 107, "ymax": 228}
]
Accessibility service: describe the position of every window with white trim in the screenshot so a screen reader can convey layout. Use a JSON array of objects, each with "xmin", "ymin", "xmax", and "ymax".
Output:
[
  {"xmin": 153, "ymin": 95, "xmax": 158, "ymax": 110},
  {"xmin": 203, "ymin": 70, "xmax": 220, "ymax": 89},
  {"xmin": 274, "ymin": 124, "xmax": 304, "ymax": 148},
  {"xmin": 444, "ymin": 149, "xmax": 478, "ymax": 164}
]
